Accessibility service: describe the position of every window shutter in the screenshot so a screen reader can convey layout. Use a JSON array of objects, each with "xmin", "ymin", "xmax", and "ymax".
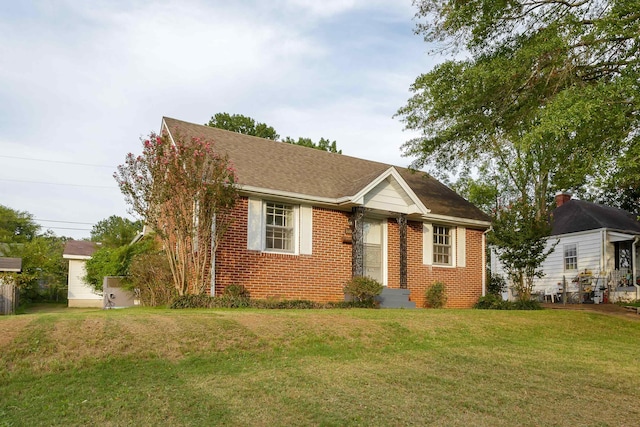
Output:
[
  {"xmin": 457, "ymin": 226, "xmax": 466, "ymax": 267},
  {"xmin": 247, "ymin": 198, "xmax": 263, "ymax": 251},
  {"xmin": 423, "ymin": 223, "xmax": 433, "ymax": 265},
  {"xmin": 299, "ymin": 205, "xmax": 313, "ymax": 255}
]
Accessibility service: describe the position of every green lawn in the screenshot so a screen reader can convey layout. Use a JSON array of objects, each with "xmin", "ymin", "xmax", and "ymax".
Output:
[{"xmin": 1, "ymin": 307, "xmax": 639, "ymax": 426}]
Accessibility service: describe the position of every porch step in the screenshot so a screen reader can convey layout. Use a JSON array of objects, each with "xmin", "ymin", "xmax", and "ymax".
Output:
[{"xmin": 376, "ymin": 288, "xmax": 416, "ymax": 309}]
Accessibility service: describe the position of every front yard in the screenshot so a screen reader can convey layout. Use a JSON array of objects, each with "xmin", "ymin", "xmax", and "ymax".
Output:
[{"xmin": 1, "ymin": 307, "xmax": 639, "ymax": 426}]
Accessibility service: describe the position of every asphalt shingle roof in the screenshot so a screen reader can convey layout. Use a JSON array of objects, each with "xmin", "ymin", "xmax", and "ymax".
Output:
[
  {"xmin": 163, "ymin": 117, "xmax": 491, "ymax": 224},
  {"xmin": 0, "ymin": 257, "xmax": 22, "ymax": 272},
  {"xmin": 551, "ymin": 199, "xmax": 640, "ymax": 235},
  {"xmin": 63, "ymin": 240, "xmax": 97, "ymax": 257}
]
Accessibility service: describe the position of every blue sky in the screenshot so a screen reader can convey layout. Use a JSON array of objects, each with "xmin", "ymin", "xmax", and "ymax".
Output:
[{"xmin": 0, "ymin": 0, "xmax": 443, "ymax": 239}]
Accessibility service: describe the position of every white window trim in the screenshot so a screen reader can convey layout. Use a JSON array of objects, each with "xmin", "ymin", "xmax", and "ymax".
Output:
[
  {"xmin": 423, "ymin": 223, "xmax": 462, "ymax": 268},
  {"xmin": 263, "ymin": 201, "xmax": 299, "ymax": 255},
  {"xmin": 247, "ymin": 198, "xmax": 312, "ymax": 255},
  {"xmin": 564, "ymin": 243, "xmax": 578, "ymax": 272}
]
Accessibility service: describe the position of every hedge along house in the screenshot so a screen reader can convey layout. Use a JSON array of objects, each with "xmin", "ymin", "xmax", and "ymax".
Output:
[{"xmin": 162, "ymin": 117, "xmax": 491, "ymax": 308}]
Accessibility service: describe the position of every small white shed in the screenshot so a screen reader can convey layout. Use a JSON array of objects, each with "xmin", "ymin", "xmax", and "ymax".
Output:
[{"xmin": 63, "ymin": 240, "xmax": 101, "ymax": 308}]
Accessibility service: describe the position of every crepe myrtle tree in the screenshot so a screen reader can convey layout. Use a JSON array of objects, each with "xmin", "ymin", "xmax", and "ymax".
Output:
[{"xmin": 115, "ymin": 131, "xmax": 238, "ymax": 296}]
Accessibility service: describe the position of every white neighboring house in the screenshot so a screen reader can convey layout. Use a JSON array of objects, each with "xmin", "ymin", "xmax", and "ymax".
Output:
[
  {"xmin": 63, "ymin": 240, "xmax": 101, "ymax": 308},
  {"xmin": 492, "ymin": 192, "xmax": 640, "ymax": 303}
]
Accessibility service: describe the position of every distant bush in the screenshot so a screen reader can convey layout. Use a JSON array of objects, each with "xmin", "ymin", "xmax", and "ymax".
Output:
[
  {"xmin": 474, "ymin": 294, "xmax": 541, "ymax": 310},
  {"xmin": 487, "ymin": 273, "xmax": 507, "ymax": 296},
  {"xmin": 169, "ymin": 295, "xmax": 377, "ymax": 310},
  {"xmin": 223, "ymin": 284, "xmax": 250, "ymax": 299},
  {"xmin": 343, "ymin": 277, "xmax": 383, "ymax": 304},
  {"xmin": 424, "ymin": 281, "xmax": 447, "ymax": 308}
]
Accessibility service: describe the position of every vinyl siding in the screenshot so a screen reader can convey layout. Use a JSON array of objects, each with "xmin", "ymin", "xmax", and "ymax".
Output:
[{"xmin": 67, "ymin": 259, "xmax": 102, "ymax": 301}]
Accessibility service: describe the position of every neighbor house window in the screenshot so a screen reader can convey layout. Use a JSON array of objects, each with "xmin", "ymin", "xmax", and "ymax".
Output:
[
  {"xmin": 433, "ymin": 225, "xmax": 451, "ymax": 265},
  {"xmin": 265, "ymin": 202, "xmax": 294, "ymax": 252},
  {"xmin": 564, "ymin": 244, "xmax": 577, "ymax": 271}
]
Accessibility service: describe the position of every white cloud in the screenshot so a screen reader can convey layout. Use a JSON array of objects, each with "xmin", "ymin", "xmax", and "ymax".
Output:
[{"xmin": 0, "ymin": 0, "xmax": 439, "ymax": 239}]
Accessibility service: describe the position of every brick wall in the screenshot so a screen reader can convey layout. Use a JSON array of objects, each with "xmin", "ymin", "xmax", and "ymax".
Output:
[
  {"xmin": 214, "ymin": 198, "xmax": 485, "ymax": 307},
  {"xmin": 405, "ymin": 221, "xmax": 484, "ymax": 308},
  {"xmin": 214, "ymin": 197, "xmax": 352, "ymax": 302}
]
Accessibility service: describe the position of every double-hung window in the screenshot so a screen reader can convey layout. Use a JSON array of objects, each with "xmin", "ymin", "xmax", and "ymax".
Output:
[
  {"xmin": 423, "ymin": 223, "xmax": 464, "ymax": 267},
  {"xmin": 265, "ymin": 202, "xmax": 294, "ymax": 252},
  {"xmin": 247, "ymin": 198, "xmax": 313, "ymax": 255},
  {"xmin": 564, "ymin": 243, "xmax": 577, "ymax": 271},
  {"xmin": 433, "ymin": 225, "xmax": 452, "ymax": 265}
]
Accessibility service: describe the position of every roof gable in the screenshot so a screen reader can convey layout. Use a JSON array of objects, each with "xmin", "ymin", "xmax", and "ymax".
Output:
[
  {"xmin": 162, "ymin": 117, "xmax": 490, "ymax": 225},
  {"xmin": 551, "ymin": 200, "xmax": 640, "ymax": 235},
  {"xmin": 63, "ymin": 240, "xmax": 97, "ymax": 259},
  {"xmin": 0, "ymin": 257, "xmax": 22, "ymax": 272},
  {"xmin": 356, "ymin": 167, "xmax": 428, "ymax": 216}
]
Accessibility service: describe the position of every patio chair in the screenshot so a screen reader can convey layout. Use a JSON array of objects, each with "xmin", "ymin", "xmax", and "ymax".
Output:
[{"xmin": 544, "ymin": 286, "xmax": 558, "ymax": 303}]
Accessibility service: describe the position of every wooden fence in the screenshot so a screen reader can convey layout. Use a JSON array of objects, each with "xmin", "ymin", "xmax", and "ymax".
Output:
[{"xmin": 0, "ymin": 283, "xmax": 18, "ymax": 315}]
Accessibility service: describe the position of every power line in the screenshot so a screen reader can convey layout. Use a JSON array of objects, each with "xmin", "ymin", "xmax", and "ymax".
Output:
[
  {"xmin": 0, "ymin": 178, "xmax": 117, "ymax": 189},
  {"xmin": 35, "ymin": 219, "xmax": 95, "ymax": 225},
  {"xmin": 41, "ymin": 226, "xmax": 92, "ymax": 231},
  {"xmin": 0, "ymin": 155, "xmax": 115, "ymax": 168}
]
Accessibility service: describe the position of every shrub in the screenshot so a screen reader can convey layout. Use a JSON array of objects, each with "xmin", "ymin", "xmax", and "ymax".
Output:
[
  {"xmin": 474, "ymin": 294, "xmax": 542, "ymax": 310},
  {"xmin": 223, "ymin": 284, "xmax": 250, "ymax": 299},
  {"xmin": 512, "ymin": 299, "xmax": 542, "ymax": 310},
  {"xmin": 487, "ymin": 273, "xmax": 507, "ymax": 296},
  {"xmin": 343, "ymin": 277, "xmax": 383, "ymax": 304},
  {"xmin": 424, "ymin": 281, "xmax": 447, "ymax": 308},
  {"xmin": 129, "ymin": 252, "xmax": 176, "ymax": 307},
  {"xmin": 474, "ymin": 294, "xmax": 510, "ymax": 310},
  {"xmin": 170, "ymin": 294, "xmax": 215, "ymax": 309}
]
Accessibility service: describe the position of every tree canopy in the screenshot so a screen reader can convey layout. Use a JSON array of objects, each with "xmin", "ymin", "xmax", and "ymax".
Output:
[
  {"xmin": 90, "ymin": 215, "xmax": 142, "ymax": 248},
  {"xmin": 0, "ymin": 205, "xmax": 67, "ymax": 301},
  {"xmin": 398, "ymin": 0, "xmax": 640, "ymax": 298},
  {"xmin": 207, "ymin": 112, "xmax": 342, "ymax": 154},
  {"xmin": 0, "ymin": 205, "xmax": 40, "ymax": 245},
  {"xmin": 206, "ymin": 112, "xmax": 280, "ymax": 140},
  {"xmin": 399, "ymin": 0, "xmax": 640, "ymax": 217}
]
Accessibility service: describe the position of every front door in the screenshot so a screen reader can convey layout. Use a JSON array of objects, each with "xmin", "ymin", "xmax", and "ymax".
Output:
[{"xmin": 363, "ymin": 219, "xmax": 383, "ymax": 284}]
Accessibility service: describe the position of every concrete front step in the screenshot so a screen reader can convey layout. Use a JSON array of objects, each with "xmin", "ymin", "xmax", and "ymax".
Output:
[{"xmin": 376, "ymin": 288, "xmax": 416, "ymax": 309}]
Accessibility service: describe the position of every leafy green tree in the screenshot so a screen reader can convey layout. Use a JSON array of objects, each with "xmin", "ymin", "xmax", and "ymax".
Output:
[
  {"xmin": 0, "ymin": 206, "xmax": 68, "ymax": 301},
  {"xmin": 207, "ymin": 112, "xmax": 342, "ymax": 153},
  {"xmin": 283, "ymin": 137, "xmax": 342, "ymax": 154},
  {"xmin": 90, "ymin": 215, "xmax": 142, "ymax": 248},
  {"xmin": 0, "ymin": 205, "xmax": 40, "ymax": 246},
  {"xmin": 589, "ymin": 143, "xmax": 640, "ymax": 214},
  {"xmin": 488, "ymin": 201, "xmax": 556, "ymax": 301},
  {"xmin": 206, "ymin": 112, "xmax": 280, "ymax": 140},
  {"xmin": 398, "ymin": 0, "xmax": 640, "ymax": 219},
  {"xmin": 84, "ymin": 238, "xmax": 156, "ymax": 291}
]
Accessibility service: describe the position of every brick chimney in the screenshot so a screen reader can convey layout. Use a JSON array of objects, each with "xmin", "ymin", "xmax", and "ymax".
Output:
[{"xmin": 555, "ymin": 191, "xmax": 572, "ymax": 207}]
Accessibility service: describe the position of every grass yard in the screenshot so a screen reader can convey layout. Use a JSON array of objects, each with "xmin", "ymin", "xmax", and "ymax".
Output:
[{"xmin": 1, "ymin": 307, "xmax": 639, "ymax": 426}]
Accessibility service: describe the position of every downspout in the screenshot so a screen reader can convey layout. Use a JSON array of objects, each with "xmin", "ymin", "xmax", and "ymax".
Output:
[
  {"xmin": 482, "ymin": 227, "xmax": 492, "ymax": 297},
  {"xmin": 210, "ymin": 214, "xmax": 216, "ymax": 296},
  {"xmin": 633, "ymin": 236, "xmax": 640, "ymax": 300}
]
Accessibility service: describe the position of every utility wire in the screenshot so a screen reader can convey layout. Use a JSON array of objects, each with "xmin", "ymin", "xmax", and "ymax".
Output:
[
  {"xmin": 0, "ymin": 178, "xmax": 116, "ymax": 189},
  {"xmin": 0, "ymin": 155, "xmax": 115, "ymax": 168},
  {"xmin": 35, "ymin": 219, "xmax": 95, "ymax": 225},
  {"xmin": 41, "ymin": 226, "xmax": 92, "ymax": 231}
]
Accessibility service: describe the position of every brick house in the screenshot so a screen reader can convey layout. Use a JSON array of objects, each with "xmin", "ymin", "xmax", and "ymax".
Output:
[{"xmin": 162, "ymin": 117, "xmax": 491, "ymax": 308}]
